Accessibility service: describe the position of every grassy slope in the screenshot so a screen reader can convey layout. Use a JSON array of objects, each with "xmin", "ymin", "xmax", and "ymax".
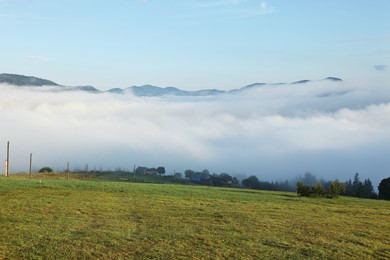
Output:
[{"xmin": 0, "ymin": 175, "xmax": 389, "ymax": 259}]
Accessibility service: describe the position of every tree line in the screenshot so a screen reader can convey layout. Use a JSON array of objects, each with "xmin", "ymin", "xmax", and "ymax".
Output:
[
  {"xmin": 135, "ymin": 166, "xmax": 166, "ymax": 176},
  {"xmin": 343, "ymin": 173, "xmax": 376, "ymax": 199},
  {"xmin": 183, "ymin": 169, "xmax": 240, "ymax": 187},
  {"xmin": 136, "ymin": 168, "xmax": 389, "ymax": 200},
  {"xmin": 36, "ymin": 164, "xmax": 390, "ymax": 200},
  {"xmin": 241, "ymin": 172, "xmax": 390, "ymax": 200},
  {"xmin": 241, "ymin": 175, "xmax": 293, "ymax": 192}
]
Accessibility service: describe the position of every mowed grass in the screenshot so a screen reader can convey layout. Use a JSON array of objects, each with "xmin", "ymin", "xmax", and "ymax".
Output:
[{"xmin": 0, "ymin": 175, "xmax": 389, "ymax": 259}]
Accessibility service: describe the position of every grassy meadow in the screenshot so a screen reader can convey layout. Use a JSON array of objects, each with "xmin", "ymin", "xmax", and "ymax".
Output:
[{"xmin": 0, "ymin": 173, "xmax": 389, "ymax": 259}]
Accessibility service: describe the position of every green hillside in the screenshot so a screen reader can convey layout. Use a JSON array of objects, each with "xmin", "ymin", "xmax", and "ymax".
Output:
[{"xmin": 0, "ymin": 175, "xmax": 389, "ymax": 259}]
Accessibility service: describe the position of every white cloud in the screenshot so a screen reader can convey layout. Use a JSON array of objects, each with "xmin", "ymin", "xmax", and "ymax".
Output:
[
  {"xmin": 258, "ymin": 1, "xmax": 275, "ymax": 15},
  {"xmin": 0, "ymin": 80, "xmax": 389, "ymax": 186}
]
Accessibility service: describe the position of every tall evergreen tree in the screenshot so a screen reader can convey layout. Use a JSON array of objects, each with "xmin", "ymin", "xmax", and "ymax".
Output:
[
  {"xmin": 352, "ymin": 173, "xmax": 362, "ymax": 197},
  {"xmin": 378, "ymin": 177, "xmax": 390, "ymax": 200},
  {"xmin": 360, "ymin": 179, "xmax": 375, "ymax": 199}
]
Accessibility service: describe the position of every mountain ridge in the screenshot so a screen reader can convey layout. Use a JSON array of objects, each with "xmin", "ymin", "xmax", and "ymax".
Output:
[
  {"xmin": 0, "ymin": 73, "xmax": 59, "ymax": 86},
  {"xmin": 0, "ymin": 73, "xmax": 343, "ymax": 97}
]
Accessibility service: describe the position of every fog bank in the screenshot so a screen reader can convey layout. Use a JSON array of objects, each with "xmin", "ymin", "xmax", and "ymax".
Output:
[{"xmin": 1, "ymin": 80, "xmax": 389, "ymax": 186}]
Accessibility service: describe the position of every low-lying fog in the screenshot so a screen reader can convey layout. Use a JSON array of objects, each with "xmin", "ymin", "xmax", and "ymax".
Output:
[{"xmin": 1, "ymin": 80, "xmax": 389, "ymax": 186}]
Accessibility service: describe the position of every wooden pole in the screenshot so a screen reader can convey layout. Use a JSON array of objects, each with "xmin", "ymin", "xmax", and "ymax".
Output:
[
  {"xmin": 5, "ymin": 141, "xmax": 9, "ymax": 177},
  {"xmin": 29, "ymin": 153, "xmax": 32, "ymax": 179},
  {"xmin": 67, "ymin": 161, "xmax": 70, "ymax": 180},
  {"xmin": 5, "ymin": 160, "xmax": 8, "ymax": 177}
]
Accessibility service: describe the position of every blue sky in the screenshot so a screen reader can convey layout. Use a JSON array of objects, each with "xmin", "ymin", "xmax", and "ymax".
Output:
[{"xmin": 1, "ymin": 0, "xmax": 389, "ymax": 90}]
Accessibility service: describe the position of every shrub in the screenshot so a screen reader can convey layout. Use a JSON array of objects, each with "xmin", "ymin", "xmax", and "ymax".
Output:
[
  {"xmin": 39, "ymin": 167, "xmax": 53, "ymax": 173},
  {"xmin": 297, "ymin": 181, "xmax": 311, "ymax": 197},
  {"xmin": 327, "ymin": 181, "xmax": 345, "ymax": 198},
  {"xmin": 311, "ymin": 182, "xmax": 325, "ymax": 197},
  {"xmin": 297, "ymin": 180, "xmax": 344, "ymax": 199}
]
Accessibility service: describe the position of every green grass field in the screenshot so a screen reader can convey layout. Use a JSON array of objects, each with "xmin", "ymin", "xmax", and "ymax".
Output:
[{"xmin": 1, "ymin": 174, "xmax": 389, "ymax": 259}]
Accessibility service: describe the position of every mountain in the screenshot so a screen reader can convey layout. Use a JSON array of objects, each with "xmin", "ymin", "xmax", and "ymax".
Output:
[
  {"xmin": 229, "ymin": 83, "xmax": 267, "ymax": 94},
  {"xmin": 0, "ymin": 73, "xmax": 100, "ymax": 93},
  {"xmin": 106, "ymin": 85, "xmax": 228, "ymax": 96},
  {"xmin": 0, "ymin": 73, "xmax": 59, "ymax": 86},
  {"xmin": 323, "ymin": 77, "xmax": 343, "ymax": 82},
  {"xmin": 1, "ymin": 73, "xmax": 343, "ymax": 97},
  {"xmin": 69, "ymin": 85, "xmax": 100, "ymax": 93},
  {"xmin": 290, "ymin": 77, "xmax": 342, "ymax": 85},
  {"xmin": 291, "ymin": 79, "xmax": 311, "ymax": 84},
  {"xmin": 128, "ymin": 85, "xmax": 184, "ymax": 96},
  {"xmin": 107, "ymin": 88, "xmax": 125, "ymax": 94}
]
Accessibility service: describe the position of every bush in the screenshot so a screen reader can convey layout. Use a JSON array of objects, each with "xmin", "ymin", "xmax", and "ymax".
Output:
[
  {"xmin": 39, "ymin": 167, "xmax": 53, "ymax": 173},
  {"xmin": 311, "ymin": 182, "xmax": 325, "ymax": 197},
  {"xmin": 297, "ymin": 181, "xmax": 311, "ymax": 197},
  {"xmin": 297, "ymin": 180, "xmax": 344, "ymax": 199},
  {"xmin": 327, "ymin": 181, "xmax": 345, "ymax": 198}
]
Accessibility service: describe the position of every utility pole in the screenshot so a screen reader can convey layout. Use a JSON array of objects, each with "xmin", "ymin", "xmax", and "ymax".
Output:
[
  {"xmin": 133, "ymin": 164, "xmax": 136, "ymax": 181},
  {"xmin": 67, "ymin": 161, "xmax": 70, "ymax": 180},
  {"xmin": 4, "ymin": 160, "xmax": 7, "ymax": 177},
  {"xmin": 29, "ymin": 153, "xmax": 32, "ymax": 179},
  {"xmin": 5, "ymin": 141, "xmax": 9, "ymax": 177}
]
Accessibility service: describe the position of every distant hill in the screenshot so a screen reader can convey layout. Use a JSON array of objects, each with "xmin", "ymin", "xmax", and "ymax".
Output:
[
  {"xmin": 1, "ymin": 73, "xmax": 343, "ymax": 97},
  {"xmin": 70, "ymin": 85, "xmax": 100, "ymax": 93},
  {"xmin": 0, "ymin": 73, "xmax": 100, "ymax": 93},
  {"xmin": 291, "ymin": 77, "xmax": 343, "ymax": 85},
  {"xmin": 291, "ymin": 79, "xmax": 311, "ymax": 85},
  {"xmin": 323, "ymin": 77, "xmax": 343, "ymax": 82},
  {"xmin": 0, "ymin": 73, "xmax": 59, "ymax": 86},
  {"xmin": 107, "ymin": 85, "xmax": 227, "ymax": 96}
]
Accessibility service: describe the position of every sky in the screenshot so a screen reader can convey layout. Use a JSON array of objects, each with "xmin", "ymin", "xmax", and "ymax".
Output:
[
  {"xmin": 0, "ymin": 0, "xmax": 389, "ymax": 90},
  {"xmin": 1, "ymin": 0, "xmax": 390, "ymax": 188}
]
